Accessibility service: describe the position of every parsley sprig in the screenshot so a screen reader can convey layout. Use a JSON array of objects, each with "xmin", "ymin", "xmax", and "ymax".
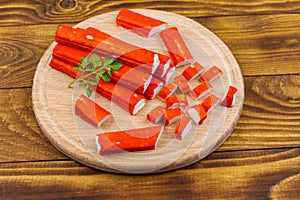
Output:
[{"xmin": 68, "ymin": 54, "xmax": 123, "ymax": 97}]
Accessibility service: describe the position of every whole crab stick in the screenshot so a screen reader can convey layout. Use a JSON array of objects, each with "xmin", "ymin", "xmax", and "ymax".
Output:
[
  {"xmin": 158, "ymin": 81, "xmax": 178, "ymax": 100},
  {"xmin": 75, "ymin": 95, "xmax": 111, "ymax": 128},
  {"xmin": 165, "ymin": 94, "xmax": 188, "ymax": 109},
  {"xmin": 147, "ymin": 106, "xmax": 167, "ymax": 124},
  {"xmin": 190, "ymin": 81, "xmax": 213, "ymax": 99},
  {"xmin": 116, "ymin": 8, "xmax": 167, "ymax": 38},
  {"xmin": 55, "ymin": 25, "xmax": 171, "ymax": 74},
  {"xmin": 187, "ymin": 104, "xmax": 207, "ymax": 125},
  {"xmin": 200, "ymin": 66, "xmax": 223, "ymax": 83},
  {"xmin": 95, "ymin": 125, "xmax": 164, "ymax": 155},
  {"xmin": 159, "ymin": 27, "xmax": 193, "ymax": 67},
  {"xmin": 175, "ymin": 116, "xmax": 193, "ymax": 140},
  {"xmin": 221, "ymin": 86, "xmax": 238, "ymax": 107},
  {"xmin": 201, "ymin": 94, "xmax": 220, "ymax": 113},
  {"xmin": 182, "ymin": 62, "xmax": 205, "ymax": 81}
]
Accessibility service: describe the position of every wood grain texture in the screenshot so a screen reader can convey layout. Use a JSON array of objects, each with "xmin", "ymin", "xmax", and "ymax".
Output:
[
  {"xmin": 1, "ymin": 74, "xmax": 299, "ymax": 163},
  {"xmin": 1, "ymin": 13, "xmax": 299, "ymax": 89},
  {"xmin": 0, "ymin": 148, "xmax": 299, "ymax": 199},
  {"xmin": 0, "ymin": 0, "xmax": 300, "ymax": 26}
]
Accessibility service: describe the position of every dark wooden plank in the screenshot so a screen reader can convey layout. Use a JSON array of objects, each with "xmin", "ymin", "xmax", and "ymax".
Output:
[
  {"xmin": 0, "ymin": 14, "xmax": 299, "ymax": 88},
  {"xmin": 0, "ymin": 0, "xmax": 300, "ymax": 26},
  {"xmin": 0, "ymin": 74, "xmax": 299, "ymax": 162},
  {"xmin": 0, "ymin": 148, "xmax": 299, "ymax": 199}
]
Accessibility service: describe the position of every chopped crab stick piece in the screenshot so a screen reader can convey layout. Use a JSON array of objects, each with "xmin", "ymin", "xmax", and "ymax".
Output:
[
  {"xmin": 165, "ymin": 94, "xmax": 188, "ymax": 109},
  {"xmin": 174, "ymin": 75, "xmax": 191, "ymax": 95},
  {"xmin": 201, "ymin": 94, "xmax": 220, "ymax": 113},
  {"xmin": 164, "ymin": 107, "xmax": 184, "ymax": 126},
  {"xmin": 191, "ymin": 81, "xmax": 213, "ymax": 99},
  {"xmin": 116, "ymin": 8, "xmax": 167, "ymax": 38},
  {"xmin": 147, "ymin": 106, "xmax": 167, "ymax": 124},
  {"xmin": 159, "ymin": 65, "xmax": 176, "ymax": 84},
  {"xmin": 175, "ymin": 116, "xmax": 193, "ymax": 140},
  {"xmin": 200, "ymin": 66, "xmax": 223, "ymax": 83},
  {"xmin": 75, "ymin": 95, "xmax": 111, "ymax": 128},
  {"xmin": 221, "ymin": 86, "xmax": 238, "ymax": 107},
  {"xmin": 95, "ymin": 125, "xmax": 164, "ymax": 155},
  {"xmin": 158, "ymin": 81, "xmax": 178, "ymax": 100},
  {"xmin": 159, "ymin": 27, "xmax": 193, "ymax": 67},
  {"xmin": 154, "ymin": 57, "xmax": 173, "ymax": 78},
  {"xmin": 144, "ymin": 77, "xmax": 164, "ymax": 100},
  {"xmin": 182, "ymin": 62, "xmax": 205, "ymax": 81},
  {"xmin": 187, "ymin": 104, "xmax": 207, "ymax": 125},
  {"xmin": 55, "ymin": 25, "xmax": 171, "ymax": 74}
]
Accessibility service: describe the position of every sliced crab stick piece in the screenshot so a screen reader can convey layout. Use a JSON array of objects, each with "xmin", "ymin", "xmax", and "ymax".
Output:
[
  {"xmin": 116, "ymin": 8, "xmax": 167, "ymax": 38},
  {"xmin": 164, "ymin": 107, "xmax": 184, "ymax": 126},
  {"xmin": 159, "ymin": 27, "xmax": 193, "ymax": 67},
  {"xmin": 95, "ymin": 125, "xmax": 164, "ymax": 155},
  {"xmin": 174, "ymin": 75, "xmax": 191, "ymax": 95},
  {"xmin": 75, "ymin": 95, "xmax": 111, "ymax": 128},
  {"xmin": 221, "ymin": 86, "xmax": 238, "ymax": 107},
  {"xmin": 201, "ymin": 94, "xmax": 220, "ymax": 113},
  {"xmin": 175, "ymin": 116, "xmax": 193, "ymax": 140},
  {"xmin": 200, "ymin": 66, "xmax": 223, "ymax": 83},
  {"xmin": 187, "ymin": 104, "xmax": 207, "ymax": 125},
  {"xmin": 144, "ymin": 77, "xmax": 164, "ymax": 100},
  {"xmin": 147, "ymin": 106, "xmax": 167, "ymax": 124},
  {"xmin": 158, "ymin": 81, "xmax": 178, "ymax": 100},
  {"xmin": 165, "ymin": 94, "xmax": 188, "ymax": 109},
  {"xmin": 55, "ymin": 25, "xmax": 170, "ymax": 74},
  {"xmin": 159, "ymin": 65, "xmax": 176, "ymax": 84},
  {"xmin": 191, "ymin": 81, "xmax": 213, "ymax": 99},
  {"xmin": 182, "ymin": 62, "xmax": 205, "ymax": 81}
]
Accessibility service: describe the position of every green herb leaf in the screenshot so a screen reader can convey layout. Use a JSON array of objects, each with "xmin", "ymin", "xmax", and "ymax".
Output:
[
  {"xmin": 104, "ymin": 57, "xmax": 114, "ymax": 66},
  {"xmin": 106, "ymin": 67, "xmax": 112, "ymax": 77},
  {"xmin": 95, "ymin": 74, "xmax": 101, "ymax": 81},
  {"xmin": 109, "ymin": 60, "xmax": 123, "ymax": 70},
  {"xmin": 81, "ymin": 56, "xmax": 90, "ymax": 68},
  {"xmin": 73, "ymin": 65, "xmax": 81, "ymax": 70},
  {"xmin": 86, "ymin": 86, "xmax": 93, "ymax": 97},
  {"xmin": 101, "ymin": 73, "xmax": 111, "ymax": 82},
  {"xmin": 89, "ymin": 54, "xmax": 102, "ymax": 67},
  {"xmin": 79, "ymin": 81, "xmax": 87, "ymax": 88},
  {"xmin": 85, "ymin": 65, "xmax": 94, "ymax": 72},
  {"xmin": 88, "ymin": 78, "xmax": 98, "ymax": 85}
]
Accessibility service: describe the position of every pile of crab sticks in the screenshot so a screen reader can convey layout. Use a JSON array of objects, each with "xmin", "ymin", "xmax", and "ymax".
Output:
[{"xmin": 49, "ymin": 8, "xmax": 238, "ymax": 155}]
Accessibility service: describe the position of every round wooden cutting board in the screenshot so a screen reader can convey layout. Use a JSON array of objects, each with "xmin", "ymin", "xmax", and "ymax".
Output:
[{"xmin": 32, "ymin": 9, "xmax": 244, "ymax": 174}]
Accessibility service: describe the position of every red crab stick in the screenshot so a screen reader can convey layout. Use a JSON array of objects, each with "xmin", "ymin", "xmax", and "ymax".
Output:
[
  {"xmin": 165, "ymin": 94, "xmax": 188, "ymax": 109},
  {"xmin": 116, "ymin": 8, "xmax": 167, "ymax": 38},
  {"xmin": 221, "ymin": 86, "xmax": 238, "ymax": 107},
  {"xmin": 158, "ymin": 81, "xmax": 178, "ymax": 100},
  {"xmin": 175, "ymin": 116, "xmax": 193, "ymax": 140},
  {"xmin": 201, "ymin": 94, "xmax": 220, "ymax": 113},
  {"xmin": 95, "ymin": 125, "xmax": 164, "ymax": 155},
  {"xmin": 174, "ymin": 75, "xmax": 191, "ymax": 95},
  {"xmin": 164, "ymin": 107, "xmax": 184, "ymax": 126},
  {"xmin": 147, "ymin": 106, "xmax": 166, "ymax": 124},
  {"xmin": 191, "ymin": 81, "xmax": 213, "ymax": 99},
  {"xmin": 200, "ymin": 66, "xmax": 223, "ymax": 83},
  {"xmin": 182, "ymin": 62, "xmax": 205, "ymax": 81},
  {"xmin": 75, "ymin": 95, "xmax": 111, "ymax": 128},
  {"xmin": 187, "ymin": 104, "xmax": 207, "ymax": 125},
  {"xmin": 160, "ymin": 27, "xmax": 193, "ymax": 67},
  {"xmin": 144, "ymin": 77, "xmax": 164, "ymax": 100},
  {"xmin": 49, "ymin": 57, "xmax": 79, "ymax": 79},
  {"xmin": 55, "ymin": 25, "xmax": 171, "ymax": 74}
]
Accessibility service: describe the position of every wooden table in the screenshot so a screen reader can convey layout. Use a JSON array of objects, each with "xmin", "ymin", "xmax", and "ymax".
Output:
[{"xmin": 0, "ymin": 0, "xmax": 299, "ymax": 199}]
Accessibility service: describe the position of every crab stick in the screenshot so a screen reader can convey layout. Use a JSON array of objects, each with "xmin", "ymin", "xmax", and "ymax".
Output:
[
  {"xmin": 187, "ymin": 104, "xmax": 207, "ymax": 125},
  {"xmin": 165, "ymin": 94, "xmax": 188, "ymax": 109},
  {"xmin": 159, "ymin": 27, "xmax": 193, "ymax": 67},
  {"xmin": 200, "ymin": 66, "xmax": 223, "ymax": 83},
  {"xmin": 174, "ymin": 75, "xmax": 191, "ymax": 95},
  {"xmin": 221, "ymin": 86, "xmax": 238, "ymax": 107},
  {"xmin": 182, "ymin": 62, "xmax": 205, "ymax": 81},
  {"xmin": 116, "ymin": 8, "xmax": 167, "ymax": 38},
  {"xmin": 95, "ymin": 125, "xmax": 164, "ymax": 155},
  {"xmin": 75, "ymin": 95, "xmax": 111, "ymax": 128},
  {"xmin": 158, "ymin": 81, "xmax": 178, "ymax": 100},
  {"xmin": 175, "ymin": 116, "xmax": 193, "ymax": 140},
  {"xmin": 146, "ymin": 106, "xmax": 167, "ymax": 124},
  {"xmin": 201, "ymin": 94, "xmax": 220, "ymax": 113},
  {"xmin": 144, "ymin": 77, "xmax": 164, "ymax": 100},
  {"xmin": 164, "ymin": 107, "xmax": 184, "ymax": 126},
  {"xmin": 191, "ymin": 81, "xmax": 213, "ymax": 99}
]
